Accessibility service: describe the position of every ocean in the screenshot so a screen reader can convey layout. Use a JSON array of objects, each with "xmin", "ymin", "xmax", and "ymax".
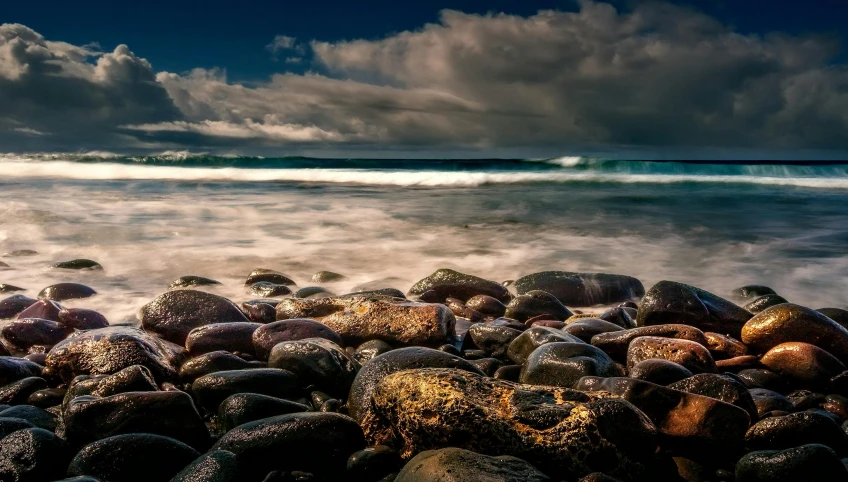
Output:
[{"xmin": 1, "ymin": 153, "xmax": 847, "ymax": 323}]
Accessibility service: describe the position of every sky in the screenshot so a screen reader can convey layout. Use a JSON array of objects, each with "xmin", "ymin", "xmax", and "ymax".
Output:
[{"xmin": 1, "ymin": 0, "xmax": 848, "ymax": 156}]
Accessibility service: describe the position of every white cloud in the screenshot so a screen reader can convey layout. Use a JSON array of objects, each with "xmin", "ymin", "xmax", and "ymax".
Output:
[{"xmin": 267, "ymin": 35, "xmax": 296, "ymax": 52}]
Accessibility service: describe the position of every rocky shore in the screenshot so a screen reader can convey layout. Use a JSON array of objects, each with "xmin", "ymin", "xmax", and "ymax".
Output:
[{"xmin": 0, "ymin": 262, "xmax": 847, "ymax": 481}]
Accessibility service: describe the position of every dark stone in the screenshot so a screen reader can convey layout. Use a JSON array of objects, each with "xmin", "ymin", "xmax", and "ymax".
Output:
[
  {"xmin": 629, "ymin": 359, "xmax": 693, "ymax": 386},
  {"xmin": 38, "ymin": 283, "xmax": 97, "ymax": 301},
  {"xmin": 0, "ymin": 405, "xmax": 57, "ymax": 430},
  {"xmin": 468, "ymin": 324, "xmax": 522, "ymax": 358},
  {"xmin": 463, "ymin": 349, "xmax": 487, "ymax": 360},
  {"xmin": 253, "ymin": 319, "xmax": 343, "ymax": 360},
  {"xmin": 746, "ymin": 412, "xmax": 848, "ymax": 454},
  {"xmin": 506, "ymin": 327, "xmax": 583, "ymax": 365},
  {"xmin": 268, "ymin": 338, "xmax": 358, "ymax": 398},
  {"xmin": 513, "ymin": 271, "xmax": 645, "ymax": 307},
  {"xmin": 0, "ymin": 356, "xmax": 42, "ymax": 385},
  {"xmin": 348, "ymin": 446, "xmax": 402, "ymax": 482},
  {"xmin": 742, "ymin": 304, "xmax": 848, "ymax": 364},
  {"xmin": 63, "ymin": 365, "xmax": 158, "ymax": 402},
  {"xmin": 637, "ymin": 281, "xmax": 752, "ymax": 338},
  {"xmin": 444, "ymin": 298, "xmax": 485, "ymax": 323},
  {"xmin": 67, "ymin": 434, "xmax": 201, "ymax": 482},
  {"xmin": 669, "ymin": 373, "xmax": 758, "ymax": 420},
  {"xmin": 466, "ymin": 295, "xmax": 507, "ymax": 318},
  {"xmin": 395, "ymin": 448, "xmax": 550, "ymax": 482},
  {"xmin": 563, "ymin": 319, "xmax": 624, "ymax": 342},
  {"xmin": 0, "ymin": 377, "xmax": 47, "ymax": 405},
  {"xmin": 16, "ymin": 300, "xmax": 62, "ymax": 322},
  {"xmin": 252, "ymin": 282, "xmax": 294, "ymax": 298},
  {"xmin": 53, "ymin": 259, "xmax": 103, "ymax": 270},
  {"xmin": 520, "ymin": 342, "xmax": 622, "ymax": 387},
  {"xmin": 212, "ymin": 412, "xmax": 366, "ymax": 479},
  {"xmin": 627, "ymin": 336, "xmax": 717, "ymax": 374},
  {"xmin": 192, "ymin": 368, "xmax": 301, "ymax": 412},
  {"xmin": 408, "ymin": 269, "xmax": 511, "ymax": 303},
  {"xmin": 704, "ymin": 332, "xmax": 748, "ymax": 360},
  {"xmin": 27, "ymin": 387, "xmax": 65, "ymax": 408},
  {"xmin": 818, "ymin": 308, "xmax": 848, "ymax": 330},
  {"xmin": 438, "ymin": 344, "xmax": 461, "ymax": 356},
  {"xmin": 599, "ymin": 307, "xmax": 636, "ymax": 329},
  {"xmin": 186, "ymin": 322, "xmax": 263, "ymax": 357},
  {"xmin": 0, "ymin": 416, "xmax": 35, "ymax": 438},
  {"xmin": 341, "ymin": 288, "xmax": 406, "ymax": 300},
  {"xmin": 761, "ymin": 342, "xmax": 846, "ymax": 391},
  {"xmin": 590, "ymin": 324, "xmax": 707, "ymax": 363},
  {"xmin": 241, "ymin": 300, "xmax": 278, "ymax": 324},
  {"xmin": 504, "ymin": 291, "xmax": 573, "ymax": 322},
  {"xmin": 139, "ymin": 290, "xmax": 251, "ymax": 344},
  {"xmin": 23, "ymin": 353, "xmax": 45, "ymax": 365},
  {"xmin": 312, "ymin": 271, "xmax": 346, "ymax": 283},
  {"xmin": 353, "ymin": 340, "xmax": 393, "ymax": 365},
  {"xmin": 169, "ymin": 276, "xmax": 222, "ymax": 289},
  {"xmin": 0, "ymin": 294, "xmax": 36, "ymax": 318},
  {"xmin": 246, "ymin": 269, "xmax": 297, "ymax": 287},
  {"xmin": 2, "ymin": 318, "xmax": 71, "ymax": 349},
  {"xmin": 0, "ymin": 428, "xmax": 70, "ymax": 482},
  {"xmin": 736, "ymin": 444, "xmax": 848, "ymax": 482},
  {"xmin": 748, "ymin": 388, "xmax": 793, "ymax": 417},
  {"xmin": 744, "ymin": 294, "xmax": 789, "ymax": 314},
  {"xmin": 58, "ymin": 309, "xmax": 110, "ymax": 330},
  {"xmin": 218, "ymin": 393, "xmax": 310, "ymax": 432},
  {"xmin": 494, "ymin": 365, "xmax": 522, "ymax": 382},
  {"xmin": 0, "ymin": 284, "xmax": 25, "ymax": 293},
  {"xmin": 738, "ymin": 369, "xmax": 790, "ymax": 393},
  {"xmin": 469, "ymin": 357, "xmax": 504, "ymax": 377},
  {"xmin": 294, "ymin": 286, "xmax": 336, "ymax": 299},
  {"xmin": 171, "ymin": 450, "xmax": 240, "ymax": 482},
  {"xmin": 179, "ymin": 351, "xmax": 262, "ymax": 382},
  {"xmin": 731, "ymin": 285, "xmax": 777, "ymax": 300}
]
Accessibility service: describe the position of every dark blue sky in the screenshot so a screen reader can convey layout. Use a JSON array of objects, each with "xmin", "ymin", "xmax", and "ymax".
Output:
[{"xmin": 5, "ymin": 0, "xmax": 847, "ymax": 81}]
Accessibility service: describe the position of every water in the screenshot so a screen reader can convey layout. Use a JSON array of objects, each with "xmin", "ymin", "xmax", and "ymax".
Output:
[{"xmin": 1, "ymin": 154, "xmax": 846, "ymax": 323}]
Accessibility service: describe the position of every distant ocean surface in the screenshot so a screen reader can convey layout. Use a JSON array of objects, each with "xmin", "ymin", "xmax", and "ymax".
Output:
[{"xmin": 1, "ymin": 153, "xmax": 846, "ymax": 323}]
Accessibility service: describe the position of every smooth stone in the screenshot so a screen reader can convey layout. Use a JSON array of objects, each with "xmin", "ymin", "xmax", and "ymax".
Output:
[
  {"xmin": 513, "ymin": 271, "xmax": 645, "ymax": 306},
  {"xmin": 276, "ymin": 297, "xmax": 455, "ymax": 348},
  {"xmin": 629, "ymin": 359, "xmax": 693, "ymax": 386},
  {"xmin": 520, "ymin": 342, "xmax": 622, "ymax": 387},
  {"xmin": 16, "ymin": 300, "xmax": 62, "ymax": 322},
  {"xmin": 716, "ymin": 355, "xmax": 762, "ymax": 372},
  {"xmin": 38, "ymin": 283, "xmax": 97, "ymax": 301},
  {"xmin": 468, "ymin": 324, "xmax": 522, "ymax": 358},
  {"xmin": 745, "ymin": 411, "xmax": 848, "ymax": 454},
  {"xmin": 347, "ymin": 446, "xmax": 402, "ymax": 481},
  {"xmin": 822, "ymin": 394, "xmax": 848, "ymax": 420},
  {"xmin": 312, "ymin": 271, "xmax": 346, "ymax": 283},
  {"xmin": 2, "ymin": 318, "xmax": 70, "ymax": 349},
  {"xmin": 0, "ymin": 405, "xmax": 57, "ymax": 430},
  {"xmin": 563, "ymin": 319, "xmax": 624, "ymax": 342},
  {"xmin": 738, "ymin": 369, "xmax": 790, "ymax": 392},
  {"xmin": 27, "ymin": 387, "xmax": 65, "ymax": 408},
  {"xmin": 466, "ymin": 295, "xmax": 507, "ymax": 317},
  {"xmin": 760, "ymin": 342, "xmax": 846, "ymax": 391},
  {"xmin": 240, "ymin": 301, "xmax": 277, "ymax": 324},
  {"xmin": 245, "ymin": 268, "xmax": 297, "ymax": 287},
  {"xmin": 169, "ymin": 276, "xmax": 222, "ymax": 289},
  {"xmin": 293, "ymin": 286, "xmax": 335, "ymax": 299},
  {"xmin": 353, "ymin": 340, "xmax": 393, "ymax": 365},
  {"xmin": 590, "ymin": 324, "xmax": 708, "ymax": 363},
  {"xmin": 744, "ymin": 294, "xmax": 789, "ymax": 314},
  {"xmin": 186, "ymin": 322, "xmax": 262, "ymax": 357},
  {"xmin": 58, "ymin": 308, "xmax": 110, "ymax": 330},
  {"xmin": 0, "ymin": 294, "xmax": 37, "ymax": 318},
  {"xmin": 818, "ymin": 308, "xmax": 848, "ymax": 330},
  {"xmin": 748, "ymin": 388, "xmax": 793, "ymax": 417},
  {"xmin": 67, "ymin": 434, "xmax": 200, "ymax": 481},
  {"xmin": 251, "ymin": 282, "xmax": 294, "ymax": 298},
  {"xmin": 192, "ymin": 368, "xmax": 301, "ymax": 412},
  {"xmin": 366, "ymin": 368, "xmax": 657, "ymax": 480},
  {"xmin": 736, "ymin": 444, "xmax": 848, "ymax": 482},
  {"xmin": 139, "ymin": 290, "xmax": 251, "ymax": 345},
  {"xmin": 742, "ymin": 304, "xmax": 848, "ymax": 364},
  {"xmin": 45, "ymin": 327, "xmax": 185, "ymax": 383},
  {"xmin": 53, "ymin": 259, "xmax": 103, "ymax": 270},
  {"xmin": 493, "ymin": 365, "xmax": 522, "ymax": 382},
  {"xmin": 637, "ymin": 281, "xmax": 752, "ymax": 338},
  {"xmin": 395, "ymin": 448, "xmax": 550, "ymax": 482},
  {"xmin": 212, "ymin": 412, "xmax": 366, "ymax": 479},
  {"xmin": 787, "ymin": 390, "xmax": 826, "ymax": 411},
  {"xmin": 731, "ymin": 285, "xmax": 777, "ymax": 300},
  {"xmin": 0, "ymin": 284, "xmax": 25, "ymax": 293},
  {"xmin": 0, "ymin": 377, "xmax": 47, "ymax": 405},
  {"xmin": 504, "ymin": 291, "xmax": 573, "ymax": 322},
  {"xmin": 341, "ymin": 288, "xmax": 406, "ymax": 300},
  {"xmin": 626, "ymin": 336, "xmax": 717, "ymax": 374},
  {"xmin": 669, "ymin": 373, "xmax": 758, "ymax": 420},
  {"xmin": 445, "ymin": 297, "xmax": 485, "ymax": 323},
  {"xmin": 469, "ymin": 357, "xmax": 504, "ymax": 377},
  {"xmin": 598, "ymin": 307, "xmax": 637, "ymax": 329},
  {"xmin": 268, "ymin": 337, "xmax": 358, "ymax": 397},
  {"xmin": 348, "ymin": 347, "xmax": 484, "ymax": 423},
  {"xmin": 506, "ymin": 327, "xmax": 583, "ymax": 365},
  {"xmin": 217, "ymin": 393, "xmax": 310, "ymax": 432},
  {"xmin": 253, "ymin": 319, "xmax": 343, "ymax": 360},
  {"xmin": 408, "ymin": 269, "xmax": 511, "ymax": 303},
  {"xmin": 0, "ymin": 428, "xmax": 70, "ymax": 481},
  {"xmin": 179, "ymin": 351, "xmax": 262, "ymax": 382},
  {"xmin": 171, "ymin": 450, "xmax": 240, "ymax": 482},
  {"xmin": 0, "ymin": 356, "xmax": 42, "ymax": 385},
  {"xmin": 704, "ymin": 332, "xmax": 748, "ymax": 360},
  {"xmin": 0, "ymin": 416, "xmax": 36, "ymax": 437}
]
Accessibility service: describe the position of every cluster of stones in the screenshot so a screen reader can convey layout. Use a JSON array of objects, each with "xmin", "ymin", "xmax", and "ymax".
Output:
[{"xmin": 0, "ymin": 260, "xmax": 847, "ymax": 482}]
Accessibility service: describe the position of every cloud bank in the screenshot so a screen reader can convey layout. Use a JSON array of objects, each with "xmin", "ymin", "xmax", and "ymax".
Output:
[{"xmin": 2, "ymin": 1, "xmax": 847, "ymax": 153}]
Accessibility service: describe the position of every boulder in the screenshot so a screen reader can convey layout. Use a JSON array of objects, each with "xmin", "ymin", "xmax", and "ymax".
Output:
[
  {"xmin": 744, "ymin": 295, "xmax": 788, "ymax": 314},
  {"xmin": 760, "ymin": 342, "xmax": 846, "ymax": 391},
  {"xmin": 0, "ymin": 294, "xmax": 37, "ymax": 319},
  {"xmin": 16, "ymin": 300, "xmax": 62, "ymax": 322},
  {"xmin": 0, "ymin": 377, "xmax": 48, "ymax": 405},
  {"xmin": 742, "ymin": 304, "xmax": 848, "ymax": 364},
  {"xmin": 504, "ymin": 291, "xmax": 573, "ymax": 322},
  {"xmin": 52, "ymin": 259, "xmax": 102, "ymax": 270},
  {"xmin": 245, "ymin": 268, "xmax": 296, "ymax": 286},
  {"xmin": 563, "ymin": 319, "xmax": 624, "ymax": 343},
  {"xmin": 468, "ymin": 324, "xmax": 522, "ymax": 358},
  {"xmin": 0, "ymin": 356, "xmax": 43, "ymax": 385},
  {"xmin": 138, "ymin": 290, "xmax": 250, "ymax": 344},
  {"xmin": 669, "ymin": 373, "xmax": 758, "ymax": 420},
  {"xmin": 513, "ymin": 271, "xmax": 644, "ymax": 306},
  {"xmin": 629, "ymin": 360, "xmax": 693, "ymax": 386},
  {"xmin": 745, "ymin": 412, "xmax": 848, "ymax": 454},
  {"xmin": 466, "ymin": 295, "xmax": 507, "ymax": 318},
  {"xmin": 637, "ymin": 281, "xmax": 752, "ymax": 337},
  {"xmin": 178, "ymin": 351, "xmax": 262, "ymax": 382},
  {"xmin": 2, "ymin": 318, "xmax": 71, "ymax": 350},
  {"xmin": 408, "ymin": 269, "xmax": 511, "ymax": 303},
  {"xmin": 268, "ymin": 337, "xmax": 358, "ymax": 398},
  {"xmin": 704, "ymin": 332, "xmax": 748, "ymax": 360}
]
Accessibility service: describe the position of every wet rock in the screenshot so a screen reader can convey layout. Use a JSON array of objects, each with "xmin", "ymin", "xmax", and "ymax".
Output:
[
  {"xmin": 27, "ymin": 387, "xmax": 65, "ymax": 408},
  {"xmin": 276, "ymin": 297, "xmax": 455, "ymax": 348},
  {"xmin": 67, "ymin": 434, "xmax": 201, "ymax": 482},
  {"xmin": 742, "ymin": 304, "xmax": 848, "ymax": 364},
  {"xmin": 348, "ymin": 347, "xmax": 484, "ymax": 423},
  {"xmin": 38, "ymin": 283, "xmax": 97, "ymax": 301},
  {"xmin": 0, "ymin": 377, "xmax": 47, "ymax": 405},
  {"xmin": 246, "ymin": 268, "xmax": 297, "ymax": 287},
  {"xmin": 736, "ymin": 444, "xmax": 848, "ymax": 482},
  {"xmin": 748, "ymin": 388, "xmax": 793, "ymax": 417},
  {"xmin": 599, "ymin": 307, "xmax": 636, "ymax": 329},
  {"xmin": 637, "ymin": 281, "xmax": 752, "ymax": 338},
  {"xmin": 366, "ymin": 368, "xmax": 657, "ymax": 480},
  {"xmin": 731, "ymin": 285, "xmax": 777, "ymax": 300},
  {"xmin": 822, "ymin": 394, "xmax": 848, "ymax": 421},
  {"xmin": 58, "ymin": 308, "xmax": 110, "ymax": 330},
  {"xmin": 0, "ymin": 428, "xmax": 70, "ymax": 482},
  {"xmin": 0, "ymin": 416, "xmax": 35, "ymax": 438},
  {"xmin": 504, "ymin": 291, "xmax": 573, "ymax": 322},
  {"xmin": 760, "ymin": 342, "xmax": 846, "ymax": 391},
  {"xmin": 64, "ymin": 390, "xmax": 210, "ymax": 449},
  {"xmin": 217, "ymin": 393, "xmax": 310, "ymax": 432},
  {"xmin": 0, "ymin": 356, "xmax": 42, "ymax": 385},
  {"xmin": 0, "ymin": 405, "xmax": 56, "ymax": 430},
  {"xmin": 169, "ymin": 275, "xmax": 222, "ymax": 289},
  {"xmin": 0, "ymin": 284, "xmax": 25, "ymax": 293},
  {"xmin": 466, "ymin": 295, "xmax": 507, "ymax": 318},
  {"xmin": 520, "ymin": 342, "xmax": 622, "ymax": 387},
  {"xmin": 669, "ymin": 373, "xmax": 758, "ymax": 420},
  {"xmin": 269, "ymin": 338, "xmax": 358, "ymax": 397},
  {"xmin": 468, "ymin": 324, "xmax": 522, "ymax": 358},
  {"xmin": 629, "ymin": 360, "xmax": 692, "ymax": 386},
  {"xmin": 253, "ymin": 319, "xmax": 343, "ymax": 360},
  {"xmin": 192, "ymin": 368, "xmax": 301, "ymax": 412},
  {"xmin": 745, "ymin": 411, "xmax": 848, "ymax": 454},
  {"xmin": 2, "ymin": 318, "xmax": 71, "ymax": 350},
  {"xmin": 139, "ymin": 290, "xmax": 251, "ymax": 344},
  {"xmin": 353, "ymin": 340, "xmax": 393, "ymax": 365},
  {"xmin": 312, "ymin": 271, "xmax": 346, "ymax": 283},
  {"xmin": 16, "ymin": 299, "xmax": 62, "ymax": 322},
  {"xmin": 212, "ymin": 412, "xmax": 366, "ymax": 479},
  {"xmin": 341, "ymin": 288, "xmax": 406, "ymax": 300},
  {"xmin": 506, "ymin": 327, "xmax": 583, "ymax": 365},
  {"xmin": 171, "ymin": 450, "xmax": 240, "ymax": 482},
  {"xmin": 744, "ymin": 294, "xmax": 789, "ymax": 314},
  {"xmin": 626, "ymin": 336, "xmax": 717, "ymax": 374},
  {"xmin": 0, "ymin": 294, "xmax": 36, "ymax": 318},
  {"xmin": 563, "ymin": 319, "xmax": 624, "ymax": 342},
  {"xmin": 513, "ymin": 271, "xmax": 645, "ymax": 306},
  {"xmin": 63, "ymin": 366, "xmax": 159, "ymax": 406},
  {"xmin": 704, "ymin": 332, "xmax": 748, "ymax": 360},
  {"xmin": 408, "ymin": 269, "xmax": 511, "ymax": 303},
  {"xmin": 590, "ymin": 324, "xmax": 707, "ymax": 363},
  {"xmin": 179, "ymin": 351, "xmax": 262, "ymax": 382},
  {"xmin": 738, "ymin": 369, "xmax": 790, "ymax": 392},
  {"xmin": 444, "ymin": 298, "xmax": 485, "ymax": 323},
  {"xmin": 395, "ymin": 448, "xmax": 550, "ymax": 482},
  {"xmin": 251, "ymin": 282, "xmax": 294, "ymax": 298},
  {"xmin": 494, "ymin": 365, "xmax": 521, "ymax": 381},
  {"xmin": 240, "ymin": 300, "xmax": 277, "ymax": 324},
  {"xmin": 53, "ymin": 259, "xmax": 103, "ymax": 270},
  {"xmin": 469, "ymin": 357, "xmax": 504, "ymax": 377},
  {"xmin": 716, "ymin": 355, "xmax": 761, "ymax": 372},
  {"xmin": 295, "ymin": 286, "xmax": 337, "ymax": 299},
  {"xmin": 818, "ymin": 308, "xmax": 848, "ymax": 330},
  {"xmin": 186, "ymin": 322, "xmax": 262, "ymax": 357},
  {"xmin": 347, "ymin": 445, "xmax": 402, "ymax": 481}
]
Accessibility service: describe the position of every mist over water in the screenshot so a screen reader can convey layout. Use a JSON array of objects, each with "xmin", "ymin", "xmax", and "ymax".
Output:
[{"xmin": 1, "ymin": 155, "xmax": 847, "ymax": 324}]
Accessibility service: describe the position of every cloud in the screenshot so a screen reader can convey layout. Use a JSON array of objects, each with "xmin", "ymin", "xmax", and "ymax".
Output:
[{"xmin": 266, "ymin": 35, "xmax": 297, "ymax": 53}]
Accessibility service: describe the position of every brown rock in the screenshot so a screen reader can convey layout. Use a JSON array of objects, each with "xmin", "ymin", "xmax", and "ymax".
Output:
[
  {"xmin": 741, "ymin": 304, "xmax": 848, "ymax": 364},
  {"xmin": 563, "ymin": 319, "xmax": 624, "ymax": 343},
  {"xmin": 760, "ymin": 342, "xmax": 846, "ymax": 391},
  {"xmin": 185, "ymin": 322, "xmax": 262, "ymax": 357},
  {"xmin": 637, "ymin": 281, "xmax": 752, "ymax": 338},
  {"xmin": 626, "ymin": 336, "xmax": 717, "ymax": 374},
  {"xmin": 591, "ymin": 324, "xmax": 707, "ymax": 363},
  {"xmin": 705, "ymin": 332, "xmax": 749, "ymax": 360},
  {"xmin": 716, "ymin": 355, "xmax": 762, "ymax": 372}
]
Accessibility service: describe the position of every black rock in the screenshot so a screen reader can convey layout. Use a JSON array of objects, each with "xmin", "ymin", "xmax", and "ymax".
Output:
[
  {"xmin": 58, "ymin": 308, "xmax": 110, "ymax": 330},
  {"xmin": 53, "ymin": 259, "xmax": 103, "ymax": 270},
  {"xmin": 408, "ymin": 269, "xmax": 511, "ymax": 303},
  {"xmin": 186, "ymin": 322, "xmax": 262, "ymax": 357},
  {"xmin": 629, "ymin": 359, "xmax": 693, "ymax": 386},
  {"xmin": 599, "ymin": 307, "xmax": 637, "ymax": 329},
  {"xmin": 818, "ymin": 308, "xmax": 848, "ymax": 331},
  {"xmin": 251, "ymin": 282, "xmax": 294, "ymax": 298},
  {"xmin": 731, "ymin": 285, "xmax": 777, "ymax": 300},
  {"xmin": 0, "ymin": 428, "xmax": 71, "ymax": 482},
  {"xmin": 737, "ymin": 369, "xmax": 790, "ymax": 393},
  {"xmin": 171, "ymin": 450, "xmax": 240, "ymax": 482},
  {"xmin": 0, "ymin": 294, "xmax": 37, "ymax": 319},
  {"xmin": 0, "ymin": 356, "xmax": 42, "ymax": 385},
  {"xmin": 341, "ymin": 288, "xmax": 407, "ymax": 300},
  {"xmin": 2, "ymin": 318, "xmax": 71, "ymax": 349},
  {"xmin": 179, "ymin": 351, "xmax": 262, "ymax": 382},
  {"xmin": 64, "ymin": 365, "xmax": 158, "ymax": 403},
  {"xmin": 246, "ymin": 269, "xmax": 297, "ymax": 287},
  {"xmin": 513, "ymin": 271, "xmax": 645, "ymax": 306},
  {"xmin": 468, "ymin": 357, "xmax": 504, "ymax": 377},
  {"xmin": 169, "ymin": 276, "xmax": 222, "ymax": 289},
  {"xmin": 637, "ymin": 281, "xmax": 752, "ymax": 338},
  {"xmin": 38, "ymin": 283, "xmax": 97, "ymax": 301},
  {"xmin": 0, "ymin": 416, "xmax": 36, "ymax": 438},
  {"xmin": 0, "ymin": 284, "xmax": 25, "ymax": 293},
  {"xmin": 312, "ymin": 271, "xmax": 346, "ymax": 283},
  {"xmin": 0, "ymin": 376, "xmax": 48, "ymax": 405},
  {"xmin": 745, "ymin": 412, "xmax": 848, "ymax": 454},
  {"xmin": 253, "ymin": 319, "xmax": 344, "ymax": 360},
  {"xmin": 395, "ymin": 448, "xmax": 550, "ymax": 482},
  {"xmin": 347, "ymin": 446, "xmax": 402, "ymax": 482},
  {"xmin": 0, "ymin": 404, "xmax": 57, "ymax": 430},
  {"xmin": 352, "ymin": 340, "xmax": 393, "ymax": 365},
  {"xmin": 494, "ymin": 364, "xmax": 522, "ymax": 381},
  {"xmin": 293, "ymin": 286, "xmax": 335, "ymax": 299},
  {"xmin": 563, "ymin": 319, "xmax": 625, "ymax": 343},
  {"xmin": 504, "ymin": 290, "xmax": 573, "ymax": 322},
  {"xmin": 139, "ymin": 290, "xmax": 251, "ymax": 345},
  {"xmin": 468, "ymin": 324, "xmax": 522, "ymax": 358},
  {"xmin": 744, "ymin": 294, "xmax": 789, "ymax": 314},
  {"xmin": 669, "ymin": 373, "xmax": 758, "ymax": 420},
  {"xmin": 506, "ymin": 327, "xmax": 583, "ymax": 365},
  {"xmin": 218, "ymin": 393, "xmax": 311, "ymax": 432},
  {"xmin": 465, "ymin": 295, "xmax": 507, "ymax": 318},
  {"xmin": 27, "ymin": 387, "xmax": 66, "ymax": 408},
  {"xmin": 748, "ymin": 388, "xmax": 793, "ymax": 417},
  {"xmin": 67, "ymin": 434, "xmax": 201, "ymax": 482},
  {"xmin": 192, "ymin": 368, "xmax": 301, "ymax": 412},
  {"xmin": 241, "ymin": 300, "xmax": 278, "ymax": 324},
  {"xmin": 736, "ymin": 444, "xmax": 848, "ymax": 482},
  {"xmin": 268, "ymin": 338, "xmax": 358, "ymax": 398},
  {"xmin": 520, "ymin": 342, "xmax": 622, "ymax": 387}
]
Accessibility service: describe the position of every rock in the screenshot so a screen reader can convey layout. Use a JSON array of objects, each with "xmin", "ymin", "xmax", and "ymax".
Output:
[
  {"xmin": 745, "ymin": 412, "xmax": 848, "ymax": 454},
  {"xmin": 668, "ymin": 373, "xmax": 758, "ymax": 420},
  {"xmin": 598, "ymin": 307, "xmax": 637, "ymax": 329},
  {"xmin": 760, "ymin": 342, "xmax": 846, "ymax": 391},
  {"xmin": 366, "ymin": 368, "xmax": 657, "ymax": 480},
  {"xmin": 590, "ymin": 324, "xmax": 708, "ymax": 363},
  {"xmin": 217, "ymin": 393, "xmax": 310, "ymax": 432},
  {"xmin": 504, "ymin": 291, "xmax": 573, "ymax": 322},
  {"xmin": 169, "ymin": 276, "xmax": 222, "ymax": 289},
  {"xmin": 468, "ymin": 324, "xmax": 522, "ymax": 358},
  {"xmin": 212, "ymin": 412, "xmax": 365, "ymax": 479},
  {"xmin": 0, "ymin": 377, "xmax": 47, "ymax": 405},
  {"xmin": 63, "ymin": 365, "xmax": 159, "ymax": 403},
  {"xmin": 626, "ymin": 336, "xmax": 717, "ymax": 374},
  {"xmin": 245, "ymin": 268, "xmax": 297, "ymax": 287},
  {"xmin": 395, "ymin": 448, "xmax": 550, "ymax": 482},
  {"xmin": 186, "ymin": 322, "xmax": 262, "ymax": 357},
  {"xmin": 2, "ymin": 318, "xmax": 71, "ymax": 349},
  {"xmin": 732, "ymin": 285, "xmax": 777, "ymax": 300},
  {"xmin": 704, "ymin": 332, "xmax": 748, "ymax": 359},
  {"xmin": 347, "ymin": 446, "xmax": 402, "ymax": 481},
  {"xmin": 27, "ymin": 387, "xmax": 65, "ymax": 408},
  {"xmin": 295, "ymin": 286, "xmax": 337, "ymax": 299},
  {"xmin": 408, "ymin": 269, "xmax": 511, "ymax": 303},
  {"xmin": 822, "ymin": 394, "xmax": 848, "ymax": 420},
  {"xmin": 513, "ymin": 271, "xmax": 644, "ymax": 307},
  {"xmin": 742, "ymin": 304, "xmax": 848, "ymax": 364},
  {"xmin": 139, "ymin": 290, "xmax": 251, "ymax": 344},
  {"xmin": 253, "ymin": 319, "xmax": 343, "ymax": 360},
  {"xmin": 637, "ymin": 281, "xmax": 752, "ymax": 338},
  {"xmin": 520, "ymin": 342, "xmax": 622, "ymax": 387},
  {"xmin": 0, "ymin": 405, "xmax": 56, "ymax": 430},
  {"xmin": 268, "ymin": 338, "xmax": 358, "ymax": 397},
  {"xmin": 16, "ymin": 300, "xmax": 62, "ymax": 322},
  {"xmin": 469, "ymin": 357, "xmax": 504, "ymax": 377},
  {"xmin": 716, "ymin": 355, "xmax": 762, "ymax": 372},
  {"xmin": 575, "ymin": 376, "xmax": 750, "ymax": 460},
  {"xmin": 67, "ymin": 434, "xmax": 201, "ymax": 481},
  {"xmin": 353, "ymin": 340, "xmax": 393, "ymax": 365},
  {"xmin": 818, "ymin": 308, "xmax": 848, "ymax": 330},
  {"xmin": 738, "ymin": 369, "xmax": 790, "ymax": 392},
  {"xmin": 629, "ymin": 360, "xmax": 692, "ymax": 386},
  {"xmin": 171, "ymin": 450, "xmax": 240, "ymax": 482},
  {"xmin": 179, "ymin": 351, "xmax": 262, "ymax": 382},
  {"xmin": 466, "ymin": 295, "xmax": 507, "ymax": 318},
  {"xmin": 506, "ymin": 327, "xmax": 583, "ymax": 365},
  {"xmin": 63, "ymin": 390, "xmax": 210, "ymax": 449},
  {"xmin": 38, "ymin": 283, "xmax": 97, "ymax": 301},
  {"xmin": 0, "ymin": 284, "xmax": 25, "ymax": 293},
  {"xmin": 445, "ymin": 298, "xmax": 485, "ymax": 323},
  {"xmin": 0, "ymin": 356, "xmax": 42, "ymax": 385},
  {"xmin": 58, "ymin": 309, "xmax": 110, "ymax": 330},
  {"xmin": 53, "ymin": 259, "xmax": 103, "ymax": 270},
  {"xmin": 241, "ymin": 300, "xmax": 277, "ymax": 324},
  {"xmin": 45, "ymin": 327, "xmax": 185, "ymax": 383},
  {"xmin": 736, "ymin": 444, "xmax": 848, "ymax": 482},
  {"xmin": 0, "ymin": 294, "xmax": 37, "ymax": 318},
  {"xmin": 312, "ymin": 271, "xmax": 346, "ymax": 283},
  {"xmin": 748, "ymin": 388, "xmax": 793, "ymax": 417},
  {"xmin": 0, "ymin": 428, "xmax": 70, "ymax": 482},
  {"xmin": 348, "ymin": 347, "xmax": 484, "ymax": 423},
  {"xmin": 192, "ymin": 368, "xmax": 301, "ymax": 412},
  {"xmin": 341, "ymin": 288, "xmax": 406, "ymax": 300},
  {"xmin": 563, "ymin": 319, "xmax": 624, "ymax": 342},
  {"xmin": 744, "ymin": 294, "xmax": 789, "ymax": 314},
  {"xmin": 251, "ymin": 282, "xmax": 294, "ymax": 298},
  {"xmin": 0, "ymin": 416, "xmax": 36, "ymax": 438},
  {"xmin": 276, "ymin": 297, "xmax": 455, "ymax": 348}
]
